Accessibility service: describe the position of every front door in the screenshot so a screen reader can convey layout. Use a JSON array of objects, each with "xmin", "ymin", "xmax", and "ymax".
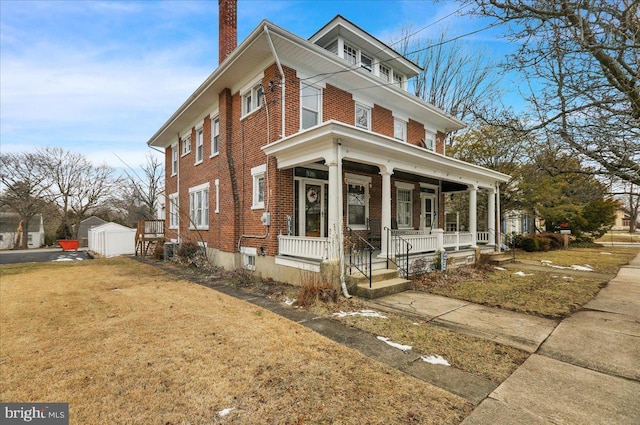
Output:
[
  {"xmin": 421, "ymin": 194, "xmax": 436, "ymax": 232},
  {"xmin": 300, "ymin": 181, "xmax": 327, "ymax": 237}
]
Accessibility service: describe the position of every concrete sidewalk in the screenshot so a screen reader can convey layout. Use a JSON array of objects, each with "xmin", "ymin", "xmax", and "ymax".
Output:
[
  {"xmin": 369, "ymin": 291, "xmax": 557, "ymax": 353},
  {"xmin": 461, "ymin": 252, "xmax": 640, "ymax": 425}
]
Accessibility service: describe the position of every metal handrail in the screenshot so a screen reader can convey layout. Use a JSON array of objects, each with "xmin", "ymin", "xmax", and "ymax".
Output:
[
  {"xmin": 385, "ymin": 227, "xmax": 412, "ymax": 278},
  {"xmin": 346, "ymin": 227, "xmax": 375, "ymax": 288}
]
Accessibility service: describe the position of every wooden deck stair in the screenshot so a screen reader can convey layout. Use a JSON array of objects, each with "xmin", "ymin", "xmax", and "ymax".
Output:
[
  {"xmin": 135, "ymin": 219, "xmax": 165, "ymax": 258},
  {"xmin": 346, "ymin": 268, "xmax": 411, "ymax": 299}
]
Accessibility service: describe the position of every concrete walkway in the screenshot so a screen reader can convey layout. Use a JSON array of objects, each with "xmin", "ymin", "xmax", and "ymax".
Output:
[
  {"xmin": 461, "ymin": 252, "xmax": 640, "ymax": 425},
  {"xmin": 369, "ymin": 291, "xmax": 557, "ymax": 353}
]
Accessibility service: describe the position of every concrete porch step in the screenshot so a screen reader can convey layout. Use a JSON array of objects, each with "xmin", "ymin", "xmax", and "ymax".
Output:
[
  {"xmin": 346, "ymin": 268, "xmax": 399, "ymax": 286},
  {"xmin": 484, "ymin": 252, "xmax": 515, "ymax": 265},
  {"xmin": 354, "ymin": 277, "xmax": 412, "ymax": 299}
]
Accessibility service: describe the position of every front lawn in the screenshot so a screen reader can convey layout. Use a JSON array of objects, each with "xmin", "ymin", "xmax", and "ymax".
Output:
[{"xmin": 0, "ymin": 258, "xmax": 471, "ymax": 424}]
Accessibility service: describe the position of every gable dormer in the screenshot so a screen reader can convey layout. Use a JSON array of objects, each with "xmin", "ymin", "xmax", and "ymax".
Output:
[{"xmin": 308, "ymin": 15, "xmax": 421, "ymax": 92}]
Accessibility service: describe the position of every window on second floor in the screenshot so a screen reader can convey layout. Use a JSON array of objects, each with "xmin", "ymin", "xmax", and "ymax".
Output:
[
  {"xmin": 394, "ymin": 118, "xmax": 407, "ymax": 142},
  {"xmin": 355, "ymin": 103, "xmax": 371, "ymax": 130},
  {"xmin": 171, "ymin": 143, "xmax": 178, "ymax": 175},
  {"xmin": 182, "ymin": 135, "xmax": 191, "ymax": 156},
  {"xmin": 242, "ymin": 84, "xmax": 263, "ymax": 116},
  {"xmin": 301, "ymin": 85, "xmax": 321, "ymax": 130},
  {"xmin": 195, "ymin": 127, "xmax": 204, "ymax": 164},
  {"xmin": 211, "ymin": 116, "xmax": 220, "ymax": 156}
]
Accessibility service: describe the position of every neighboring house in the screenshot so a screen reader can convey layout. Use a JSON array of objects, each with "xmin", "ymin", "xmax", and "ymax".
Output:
[
  {"xmin": 147, "ymin": 1, "xmax": 510, "ymax": 289},
  {"xmin": 502, "ymin": 209, "xmax": 540, "ymax": 236},
  {"xmin": 0, "ymin": 212, "xmax": 45, "ymax": 250},
  {"xmin": 612, "ymin": 208, "xmax": 640, "ymax": 231},
  {"xmin": 76, "ymin": 216, "xmax": 108, "ymax": 247}
]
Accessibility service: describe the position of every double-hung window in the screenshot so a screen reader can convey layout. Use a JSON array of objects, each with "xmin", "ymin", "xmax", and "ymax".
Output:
[
  {"xmin": 169, "ymin": 193, "xmax": 179, "ymax": 229},
  {"xmin": 182, "ymin": 135, "xmax": 191, "ymax": 156},
  {"xmin": 171, "ymin": 143, "xmax": 178, "ymax": 176},
  {"xmin": 211, "ymin": 116, "xmax": 219, "ymax": 156},
  {"xmin": 380, "ymin": 65, "xmax": 391, "ymax": 82},
  {"xmin": 344, "ymin": 44, "xmax": 357, "ymax": 65},
  {"xmin": 301, "ymin": 85, "xmax": 321, "ymax": 130},
  {"xmin": 396, "ymin": 185, "xmax": 413, "ymax": 228},
  {"xmin": 360, "ymin": 53, "xmax": 372, "ymax": 72},
  {"xmin": 394, "ymin": 118, "xmax": 407, "ymax": 142},
  {"xmin": 195, "ymin": 127, "xmax": 204, "ymax": 164},
  {"xmin": 251, "ymin": 164, "xmax": 266, "ymax": 209},
  {"xmin": 242, "ymin": 84, "xmax": 263, "ymax": 116},
  {"xmin": 393, "ymin": 72, "xmax": 404, "ymax": 88},
  {"xmin": 355, "ymin": 103, "xmax": 371, "ymax": 130},
  {"xmin": 189, "ymin": 183, "xmax": 209, "ymax": 229}
]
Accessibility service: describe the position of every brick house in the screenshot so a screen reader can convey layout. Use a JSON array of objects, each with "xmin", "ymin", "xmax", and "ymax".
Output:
[{"xmin": 147, "ymin": 1, "xmax": 510, "ymax": 295}]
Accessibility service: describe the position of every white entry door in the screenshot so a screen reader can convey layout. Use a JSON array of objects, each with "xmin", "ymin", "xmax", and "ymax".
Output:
[{"xmin": 421, "ymin": 194, "xmax": 437, "ymax": 232}]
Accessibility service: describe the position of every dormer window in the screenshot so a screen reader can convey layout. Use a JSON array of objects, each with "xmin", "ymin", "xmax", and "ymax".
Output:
[
  {"xmin": 393, "ymin": 73, "xmax": 404, "ymax": 88},
  {"xmin": 361, "ymin": 53, "xmax": 372, "ymax": 72},
  {"xmin": 380, "ymin": 65, "xmax": 391, "ymax": 82},
  {"xmin": 344, "ymin": 44, "xmax": 357, "ymax": 65}
]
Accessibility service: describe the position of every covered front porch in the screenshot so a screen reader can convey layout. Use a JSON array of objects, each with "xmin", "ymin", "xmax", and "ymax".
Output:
[{"xmin": 263, "ymin": 120, "xmax": 510, "ymax": 276}]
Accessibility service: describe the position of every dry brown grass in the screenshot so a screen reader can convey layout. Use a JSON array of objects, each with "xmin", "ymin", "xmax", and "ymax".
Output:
[
  {"xmin": 1, "ymin": 258, "xmax": 471, "ymax": 424},
  {"xmin": 414, "ymin": 247, "xmax": 639, "ymax": 319},
  {"xmin": 332, "ymin": 307, "xmax": 528, "ymax": 383}
]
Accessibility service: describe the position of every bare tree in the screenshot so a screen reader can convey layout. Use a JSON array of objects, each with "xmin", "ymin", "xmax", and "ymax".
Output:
[
  {"xmin": 0, "ymin": 152, "xmax": 49, "ymax": 249},
  {"xmin": 37, "ymin": 147, "xmax": 117, "ymax": 239},
  {"xmin": 390, "ymin": 25, "xmax": 502, "ymax": 125},
  {"xmin": 113, "ymin": 152, "xmax": 165, "ymax": 226},
  {"xmin": 466, "ymin": 0, "xmax": 640, "ymax": 185}
]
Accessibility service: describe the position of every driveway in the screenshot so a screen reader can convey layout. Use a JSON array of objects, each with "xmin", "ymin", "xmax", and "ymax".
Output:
[{"xmin": 0, "ymin": 248, "xmax": 89, "ymax": 265}]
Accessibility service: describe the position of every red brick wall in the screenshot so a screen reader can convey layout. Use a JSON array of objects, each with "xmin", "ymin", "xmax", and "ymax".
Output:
[
  {"xmin": 436, "ymin": 131, "xmax": 446, "ymax": 154},
  {"xmin": 408, "ymin": 119, "xmax": 425, "ymax": 147},
  {"xmin": 372, "ymin": 104, "xmax": 394, "ymax": 138},
  {"xmin": 323, "ymin": 84, "xmax": 354, "ymax": 124}
]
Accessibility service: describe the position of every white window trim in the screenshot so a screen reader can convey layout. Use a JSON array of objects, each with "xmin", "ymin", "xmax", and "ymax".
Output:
[
  {"xmin": 181, "ymin": 133, "xmax": 191, "ymax": 156},
  {"xmin": 239, "ymin": 74, "xmax": 265, "ymax": 119},
  {"xmin": 355, "ymin": 103, "xmax": 371, "ymax": 131},
  {"xmin": 251, "ymin": 164, "xmax": 266, "ymax": 210},
  {"xmin": 241, "ymin": 246, "xmax": 257, "ymax": 271},
  {"xmin": 300, "ymin": 84, "xmax": 322, "ymax": 130},
  {"xmin": 171, "ymin": 143, "xmax": 178, "ymax": 176},
  {"xmin": 395, "ymin": 182, "xmax": 414, "ymax": 229},
  {"xmin": 210, "ymin": 116, "xmax": 220, "ymax": 158},
  {"xmin": 346, "ymin": 173, "xmax": 371, "ymax": 230},
  {"xmin": 188, "ymin": 182, "xmax": 210, "ymax": 230},
  {"xmin": 424, "ymin": 129, "xmax": 436, "ymax": 151},
  {"xmin": 214, "ymin": 179, "xmax": 220, "ymax": 213},
  {"xmin": 195, "ymin": 126, "xmax": 204, "ymax": 164},
  {"xmin": 168, "ymin": 192, "xmax": 179, "ymax": 229},
  {"xmin": 393, "ymin": 117, "xmax": 407, "ymax": 142}
]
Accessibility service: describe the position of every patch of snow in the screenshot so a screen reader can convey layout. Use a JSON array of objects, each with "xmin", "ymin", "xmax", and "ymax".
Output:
[
  {"xmin": 541, "ymin": 260, "xmax": 553, "ymax": 264},
  {"xmin": 53, "ymin": 258, "xmax": 74, "ymax": 262},
  {"xmin": 514, "ymin": 271, "xmax": 534, "ymax": 276},
  {"xmin": 377, "ymin": 336, "xmax": 412, "ymax": 352},
  {"xmin": 571, "ymin": 265, "xmax": 593, "ymax": 271},
  {"xmin": 413, "ymin": 322, "xmax": 420, "ymax": 326},
  {"xmin": 283, "ymin": 298, "xmax": 295, "ymax": 306},
  {"xmin": 218, "ymin": 408, "xmax": 235, "ymax": 417},
  {"xmin": 333, "ymin": 310, "xmax": 387, "ymax": 319},
  {"xmin": 421, "ymin": 355, "xmax": 450, "ymax": 366},
  {"xmin": 601, "ymin": 252, "xmax": 612, "ymax": 255},
  {"xmin": 494, "ymin": 266, "xmax": 507, "ymax": 271}
]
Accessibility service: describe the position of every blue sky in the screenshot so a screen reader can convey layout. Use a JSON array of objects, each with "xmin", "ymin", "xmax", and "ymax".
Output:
[{"xmin": 0, "ymin": 0, "xmax": 519, "ymax": 169}]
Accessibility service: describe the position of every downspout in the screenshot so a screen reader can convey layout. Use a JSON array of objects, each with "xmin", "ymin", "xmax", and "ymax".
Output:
[
  {"xmin": 176, "ymin": 135, "xmax": 181, "ymax": 243},
  {"xmin": 264, "ymin": 25, "xmax": 285, "ymax": 138},
  {"xmin": 337, "ymin": 141, "xmax": 352, "ymax": 298}
]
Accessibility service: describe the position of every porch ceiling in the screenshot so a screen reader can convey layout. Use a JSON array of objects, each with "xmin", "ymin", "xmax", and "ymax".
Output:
[{"xmin": 263, "ymin": 120, "xmax": 511, "ymax": 188}]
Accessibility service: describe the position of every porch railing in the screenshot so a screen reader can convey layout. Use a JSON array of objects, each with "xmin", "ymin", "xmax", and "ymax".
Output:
[
  {"xmin": 386, "ymin": 227, "xmax": 412, "ymax": 278},
  {"xmin": 278, "ymin": 235, "xmax": 328, "ymax": 260},
  {"xmin": 443, "ymin": 232, "xmax": 473, "ymax": 250},
  {"xmin": 477, "ymin": 231, "xmax": 490, "ymax": 244},
  {"xmin": 346, "ymin": 228, "xmax": 375, "ymax": 288}
]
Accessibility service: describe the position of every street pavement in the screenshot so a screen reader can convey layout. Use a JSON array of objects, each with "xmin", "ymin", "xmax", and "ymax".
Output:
[{"xmin": 0, "ymin": 248, "xmax": 89, "ymax": 264}]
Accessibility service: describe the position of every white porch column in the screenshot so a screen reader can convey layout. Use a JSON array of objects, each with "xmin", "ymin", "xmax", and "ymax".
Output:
[
  {"xmin": 496, "ymin": 184, "xmax": 501, "ymax": 250},
  {"xmin": 326, "ymin": 157, "xmax": 341, "ymax": 261},
  {"xmin": 379, "ymin": 167, "xmax": 393, "ymax": 258},
  {"xmin": 488, "ymin": 187, "xmax": 496, "ymax": 249},
  {"xmin": 469, "ymin": 185, "xmax": 477, "ymax": 248}
]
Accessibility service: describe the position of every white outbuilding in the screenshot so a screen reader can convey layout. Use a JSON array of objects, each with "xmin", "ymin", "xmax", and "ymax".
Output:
[{"xmin": 88, "ymin": 222, "xmax": 136, "ymax": 258}]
